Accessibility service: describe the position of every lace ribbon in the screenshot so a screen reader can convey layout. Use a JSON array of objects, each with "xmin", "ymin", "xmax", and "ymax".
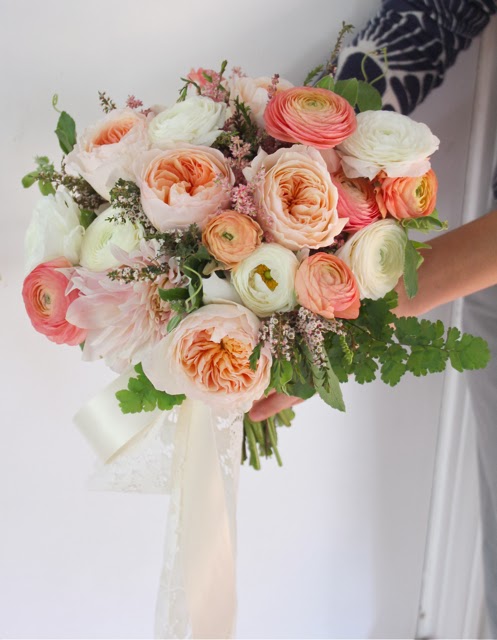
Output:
[{"xmin": 74, "ymin": 372, "xmax": 243, "ymax": 638}]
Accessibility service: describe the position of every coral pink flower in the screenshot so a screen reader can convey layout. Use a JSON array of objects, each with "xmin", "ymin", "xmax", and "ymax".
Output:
[
  {"xmin": 202, "ymin": 210, "xmax": 263, "ymax": 267},
  {"xmin": 295, "ymin": 252, "xmax": 360, "ymax": 320},
  {"xmin": 134, "ymin": 147, "xmax": 234, "ymax": 231},
  {"xmin": 22, "ymin": 257, "xmax": 87, "ymax": 346},
  {"xmin": 264, "ymin": 86, "xmax": 356, "ymax": 149},
  {"xmin": 375, "ymin": 169, "xmax": 438, "ymax": 219},
  {"xmin": 331, "ymin": 170, "xmax": 383, "ymax": 232},
  {"xmin": 142, "ymin": 304, "xmax": 272, "ymax": 414},
  {"xmin": 66, "ymin": 241, "xmax": 181, "ymax": 373}
]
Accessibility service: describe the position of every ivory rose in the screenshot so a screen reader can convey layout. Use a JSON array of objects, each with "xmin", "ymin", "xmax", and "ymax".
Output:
[
  {"xmin": 134, "ymin": 147, "xmax": 234, "ymax": 231},
  {"xmin": 231, "ymin": 243, "xmax": 298, "ymax": 316},
  {"xmin": 295, "ymin": 253, "xmax": 360, "ymax": 320},
  {"xmin": 264, "ymin": 86, "xmax": 356, "ymax": 149},
  {"xmin": 244, "ymin": 145, "xmax": 346, "ymax": 250},
  {"xmin": 336, "ymin": 219, "xmax": 406, "ymax": 300},
  {"xmin": 376, "ymin": 169, "xmax": 438, "ymax": 219},
  {"xmin": 142, "ymin": 303, "xmax": 272, "ymax": 413},
  {"xmin": 202, "ymin": 210, "xmax": 263, "ymax": 267},
  {"xmin": 337, "ymin": 110, "xmax": 440, "ymax": 180},
  {"xmin": 22, "ymin": 257, "xmax": 87, "ymax": 346},
  {"xmin": 65, "ymin": 108, "xmax": 148, "ymax": 200},
  {"xmin": 79, "ymin": 207, "xmax": 143, "ymax": 272},
  {"xmin": 24, "ymin": 187, "xmax": 84, "ymax": 273},
  {"xmin": 229, "ymin": 75, "xmax": 293, "ymax": 128},
  {"xmin": 148, "ymin": 96, "xmax": 226, "ymax": 148},
  {"xmin": 331, "ymin": 170, "xmax": 382, "ymax": 232}
]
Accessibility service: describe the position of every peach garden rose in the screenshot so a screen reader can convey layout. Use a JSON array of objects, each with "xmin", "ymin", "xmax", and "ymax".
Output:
[
  {"xmin": 295, "ymin": 252, "xmax": 360, "ymax": 320},
  {"xmin": 65, "ymin": 108, "xmax": 149, "ymax": 200},
  {"xmin": 375, "ymin": 169, "xmax": 438, "ymax": 220},
  {"xmin": 22, "ymin": 257, "xmax": 87, "ymax": 346},
  {"xmin": 202, "ymin": 210, "xmax": 263, "ymax": 267},
  {"xmin": 134, "ymin": 147, "xmax": 234, "ymax": 231},
  {"xmin": 264, "ymin": 86, "xmax": 356, "ymax": 149},
  {"xmin": 244, "ymin": 145, "xmax": 346, "ymax": 251},
  {"xmin": 142, "ymin": 303, "xmax": 272, "ymax": 414}
]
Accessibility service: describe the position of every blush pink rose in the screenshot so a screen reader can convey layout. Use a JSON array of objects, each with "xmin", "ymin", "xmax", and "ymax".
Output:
[
  {"xmin": 202, "ymin": 210, "xmax": 263, "ymax": 267},
  {"xmin": 22, "ymin": 257, "xmax": 87, "ymax": 346},
  {"xmin": 65, "ymin": 108, "xmax": 149, "ymax": 200},
  {"xmin": 229, "ymin": 75, "xmax": 293, "ymax": 128},
  {"xmin": 134, "ymin": 147, "xmax": 234, "ymax": 231},
  {"xmin": 331, "ymin": 170, "xmax": 383, "ymax": 232},
  {"xmin": 243, "ymin": 145, "xmax": 346, "ymax": 250},
  {"xmin": 375, "ymin": 169, "xmax": 438, "ymax": 219},
  {"xmin": 264, "ymin": 86, "xmax": 356, "ymax": 149},
  {"xmin": 142, "ymin": 303, "xmax": 272, "ymax": 414},
  {"xmin": 295, "ymin": 252, "xmax": 360, "ymax": 320}
]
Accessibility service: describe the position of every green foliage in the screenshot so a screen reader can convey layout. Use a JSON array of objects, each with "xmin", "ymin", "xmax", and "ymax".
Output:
[
  {"xmin": 315, "ymin": 75, "xmax": 335, "ymax": 91},
  {"xmin": 304, "ymin": 64, "xmax": 325, "ymax": 86},
  {"xmin": 158, "ymin": 287, "xmax": 190, "ymax": 302},
  {"xmin": 401, "ymin": 210, "xmax": 448, "ymax": 234},
  {"xmin": 116, "ymin": 363, "xmax": 186, "ymax": 414},
  {"xmin": 311, "ymin": 355, "xmax": 345, "ymax": 411},
  {"xmin": 242, "ymin": 408, "xmax": 295, "ymax": 470},
  {"xmin": 55, "ymin": 109, "xmax": 77, "ymax": 154},
  {"xmin": 80, "ymin": 209, "xmax": 97, "ymax": 229},
  {"xmin": 333, "ymin": 78, "xmax": 358, "ymax": 107},
  {"xmin": 249, "ymin": 343, "xmax": 262, "ymax": 372},
  {"xmin": 403, "ymin": 236, "xmax": 422, "ymax": 299},
  {"xmin": 356, "ymin": 80, "xmax": 382, "ymax": 111}
]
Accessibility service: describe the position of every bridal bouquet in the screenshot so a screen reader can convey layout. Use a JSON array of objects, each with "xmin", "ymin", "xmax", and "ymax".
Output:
[{"xmin": 22, "ymin": 60, "xmax": 490, "ymax": 469}]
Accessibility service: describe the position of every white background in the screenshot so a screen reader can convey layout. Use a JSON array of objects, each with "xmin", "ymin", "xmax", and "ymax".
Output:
[{"xmin": 0, "ymin": 1, "xmax": 481, "ymax": 637}]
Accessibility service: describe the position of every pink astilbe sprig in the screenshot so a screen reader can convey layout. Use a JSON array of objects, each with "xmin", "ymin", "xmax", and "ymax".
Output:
[
  {"xmin": 126, "ymin": 94, "xmax": 153, "ymax": 117},
  {"xmin": 295, "ymin": 307, "xmax": 344, "ymax": 367},
  {"xmin": 231, "ymin": 169, "xmax": 265, "ymax": 219},
  {"xmin": 187, "ymin": 67, "xmax": 228, "ymax": 103},
  {"xmin": 267, "ymin": 74, "xmax": 280, "ymax": 101},
  {"xmin": 66, "ymin": 240, "xmax": 184, "ymax": 373}
]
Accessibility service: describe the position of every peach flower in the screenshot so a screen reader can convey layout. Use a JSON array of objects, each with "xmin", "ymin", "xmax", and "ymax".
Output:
[
  {"xmin": 331, "ymin": 170, "xmax": 383, "ymax": 232},
  {"xmin": 65, "ymin": 108, "xmax": 149, "ymax": 200},
  {"xmin": 142, "ymin": 303, "xmax": 272, "ymax": 414},
  {"xmin": 134, "ymin": 147, "xmax": 234, "ymax": 231},
  {"xmin": 229, "ymin": 75, "xmax": 293, "ymax": 128},
  {"xmin": 202, "ymin": 210, "xmax": 263, "ymax": 267},
  {"xmin": 264, "ymin": 86, "xmax": 356, "ymax": 149},
  {"xmin": 243, "ymin": 145, "xmax": 346, "ymax": 250},
  {"xmin": 376, "ymin": 169, "xmax": 438, "ymax": 219},
  {"xmin": 295, "ymin": 253, "xmax": 360, "ymax": 320},
  {"xmin": 22, "ymin": 257, "xmax": 87, "ymax": 346}
]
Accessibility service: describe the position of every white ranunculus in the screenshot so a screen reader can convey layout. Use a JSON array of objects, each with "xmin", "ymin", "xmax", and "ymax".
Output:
[
  {"xmin": 202, "ymin": 273, "xmax": 243, "ymax": 305},
  {"xmin": 336, "ymin": 219, "xmax": 406, "ymax": 300},
  {"xmin": 25, "ymin": 187, "xmax": 84, "ymax": 273},
  {"xmin": 80, "ymin": 207, "xmax": 143, "ymax": 271},
  {"xmin": 337, "ymin": 111, "xmax": 440, "ymax": 180},
  {"xmin": 232, "ymin": 243, "xmax": 298, "ymax": 316},
  {"xmin": 229, "ymin": 75, "xmax": 293, "ymax": 128},
  {"xmin": 65, "ymin": 108, "xmax": 149, "ymax": 200},
  {"xmin": 148, "ymin": 96, "xmax": 226, "ymax": 148}
]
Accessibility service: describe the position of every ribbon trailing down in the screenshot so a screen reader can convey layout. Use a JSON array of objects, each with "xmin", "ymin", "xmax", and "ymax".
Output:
[{"xmin": 74, "ymin": 372, "xmax": 243, "ymax": 639}]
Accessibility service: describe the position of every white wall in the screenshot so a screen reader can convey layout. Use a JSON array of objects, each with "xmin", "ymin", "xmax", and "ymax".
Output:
[{"xmin": 0, "ymin": 1, "xmax": 481, "ymax": 637}]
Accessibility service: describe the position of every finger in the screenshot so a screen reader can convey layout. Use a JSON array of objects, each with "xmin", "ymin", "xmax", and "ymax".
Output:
[{"xmin": 249, "ymin": 394, "xmax": 303, "ymax": 421}]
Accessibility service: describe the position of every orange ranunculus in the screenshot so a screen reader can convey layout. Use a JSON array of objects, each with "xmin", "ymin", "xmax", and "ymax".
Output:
[
  {"xmin": 376, "ymin": 169, "xmax": 438, "ymax": 219},
  {"xmin": 142, "ymin": 304, "xmax": 272, "ymax": 413},
  {"xmin": 263, "ymin": 86, "xmax": 356, "ymax": 149},
  {"xmin": 135, "ymin": 147, "xmax": 234, "ymax": 231},
  {"xmin": 295, "ymin": 252, "xmax": 360, "ymax": 320},
  {"xmin": 202, "ymin": 211, "xmax": 263, "ymax": 267}
]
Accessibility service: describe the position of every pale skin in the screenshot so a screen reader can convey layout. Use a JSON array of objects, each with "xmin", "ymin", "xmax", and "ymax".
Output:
[{"xmin": 249, "ymin": 208, "xmax": 497, "ymax": 422}]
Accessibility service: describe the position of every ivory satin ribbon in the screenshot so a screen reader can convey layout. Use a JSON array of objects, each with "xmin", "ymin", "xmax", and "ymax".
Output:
[{"xmin": 74, "ymin": 373, "xmax": 241, "ymax": 638}]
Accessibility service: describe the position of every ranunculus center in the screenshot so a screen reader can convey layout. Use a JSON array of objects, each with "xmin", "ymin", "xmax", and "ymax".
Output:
[
  {"xmin": 92, "ymin": 118, "xmax": 136, "ymax": 146},
  {"xmin": 251, "ymin": 264, "xmax": 278, "ymax": 291}
]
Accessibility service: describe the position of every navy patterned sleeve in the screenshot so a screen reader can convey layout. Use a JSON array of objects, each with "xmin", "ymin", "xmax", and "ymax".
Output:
[{"xmin": 334, "ymin": 0, "xmax": 497, "ymax": 115}]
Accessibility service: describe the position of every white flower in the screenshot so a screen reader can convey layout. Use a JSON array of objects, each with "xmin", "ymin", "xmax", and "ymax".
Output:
[
  {"xmin": 232, "ymin": 243, "xmax": 298, "ymax": 316},
  {"xmin": 24, "ymin": 187, "xmax": 84, "ymax": 273},
  {"xmin": 229, "ymin": 76, "xmax": 293, "ymax": 128},
  {"xmin": 148, "ymin": 96, "xmax": 226, "ymax": 148},
  {"xmin": 337, "ymin": 111, "xmax": 440, "ymax": 180},
  {"xmin": 336, "ymin": 219, "xmax": 406, "ymax": 300},
  {"xmin": 79, "ymin": 207, "xmax": 143, "ymax": 271},
  {"xmin": 65, "ymin": 108, "xmax": 149, "ymax": 200},
  {"xmin": 202, "ymin": 273, "xmax": 242, "ymax": 305}
]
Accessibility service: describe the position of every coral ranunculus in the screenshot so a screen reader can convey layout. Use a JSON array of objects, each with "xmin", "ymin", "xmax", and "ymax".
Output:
[
  {"xmin": 202, "ymin": 210, "xmax": 263, "ymax": 267},
  {"xmin": 295, "ymin": 253, "xmax": 360, "ymax": 320},
  {"xmin": 331, "ymin": 170, "xmax": 383, "ymax": 232},
  {"xmin": 376, "ymin": 169, "xmax": 438, "ymax": 220},
  {"xmin": 22, "ymin": 258, "xmax": 87, "ymax": 346},
  {"xmin": 263, "ymin": 86, "xmax": 356, "ymax": 149},
  {"xmin": 135, "ymin": 147, "xmax": 234, "ymax": 231},
  {"xmin": 142, "ymin": 304, "xmax": 272, "ymax": 414}
]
